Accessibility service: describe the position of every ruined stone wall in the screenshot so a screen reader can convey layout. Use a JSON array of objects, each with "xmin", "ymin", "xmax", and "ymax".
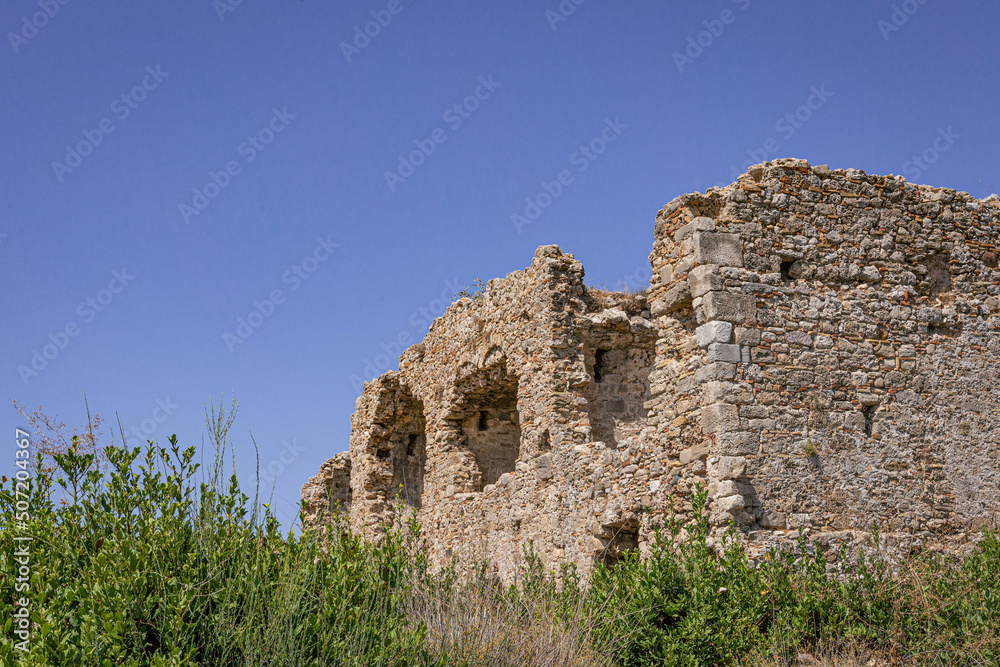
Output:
[
  {"xmin": 301, "ymin": 452, "xmax": 351, "ymax": 526},
  {"xmin": 304, "ymin": 159, "xmax": 1000, "ymax": 579},
  {"xmin": 648, "ymin": 158, "xmax": 1000, "ymax": 543}
]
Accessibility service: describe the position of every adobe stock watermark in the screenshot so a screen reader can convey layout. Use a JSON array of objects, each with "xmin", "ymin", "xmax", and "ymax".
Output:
[
  {"xmin": 349, "ymin": 278, "xmax": 465, "ymax": 392},
  {"xmin": 511, "ymin": 117, "xmax": 627, "ymax": 234},
  {"xmin": 124, "ymin": 398, "xmax": 179, "ymax": 447},
  {"xmin": 17, "ymin": 268, "xmax": 135, "ymax": 385},
  {"xmin": 902, "ymin": 127, "xmax": 959, "ymax": 182},
  {"xmin": 384, "ymin": 75, "xmax": 501, "ymax": 192},
  {"xmin": 672, "ymin": 0, "xmax": 751, "ymax": 73},
  {"xmin": 545, "ymin": 0, "xmax": 589, "ymax": 30},
  {"xmin": 340, "ymin": 0, "xmax": 410, "ymax": 63},
  {"xmin": 261, "ymin": 439, "xmax": 305, "ymax": 487},
  {"xmin": 179, "ymin": 106, "xmax": 296, "ymax": 224},
  {"xmin": 726, "ymin": 84, "xmax": 834, "ymax": 182},
  {"xmin": 7, "ymin": 0, "xmax": 71, "ymax": 54},
  {"xmin": 223, "ymin": 236, "xmax": 339, "ymax": 352},
  {"xmin": 51, "ymin": 65, "xmax": 169, "ymax": 183},
  {"xmin": 213, "ymin": 0, "xmax": 245, "ymax": 21},
  {"xmin": 877, "ymin": 0, "xmax": 928, "ymax": 40},
  {"xmin": 12, "ymin": 429, "xmax": 33, "ymax": 653}
]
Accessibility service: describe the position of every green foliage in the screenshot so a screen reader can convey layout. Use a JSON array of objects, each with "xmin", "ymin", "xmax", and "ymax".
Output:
[
  {"xmin": 0, "ymin": 412, "xmax": 438, "ymax": 666},
  {"xmin": 452, "ymin": 279, "xmax": 486, "ymax": 302},
  {"xmin": 2, "ymin": 418, "xmax": 998, "ymax": 667},
  {"xmin": 587, "ymin": 487, "xmax": 1000, "ymax": 666}
]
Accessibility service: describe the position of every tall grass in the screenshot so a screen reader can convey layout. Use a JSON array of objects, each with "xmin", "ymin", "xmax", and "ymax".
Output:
[{"xmin": 2, "ymin": 406, "xmax": 998, "ymax": 665}]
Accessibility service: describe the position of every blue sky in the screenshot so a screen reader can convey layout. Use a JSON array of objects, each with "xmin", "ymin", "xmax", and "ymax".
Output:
[{"xmin": 2, "ymin": 0, "xmax": 997, "ymax": 526}]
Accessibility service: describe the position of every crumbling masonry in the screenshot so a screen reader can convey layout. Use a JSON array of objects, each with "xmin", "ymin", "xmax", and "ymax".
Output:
[{"xmin": 303, "ymin": 159, "xmax": 1000, "ymax": 580}]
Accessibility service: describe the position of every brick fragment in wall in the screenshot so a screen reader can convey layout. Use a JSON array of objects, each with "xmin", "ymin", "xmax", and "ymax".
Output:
[{"xmin": 302, "ymin": 159, "xmax": 1000, "ymax": 584}]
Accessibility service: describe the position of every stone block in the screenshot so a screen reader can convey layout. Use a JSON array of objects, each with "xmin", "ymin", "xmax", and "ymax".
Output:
[
  {"xmin": 716, "ymin": 480, "xmax": 740, "ymax": 497},
  {"xmin": 694, "ymin": 362, "xmax": 737, "ymax": 384},
  {"xmin": 708, "ymin": 343, "xmax": 742, "ymax": 363},
  {"xmin": 679, "ymin": 441, "xmax": 711, "ymax": 464},
  {"xmin": 696, "ymin": 320, "xmax": 733, "ymax": 347},
  {"xmin": 701, "ymin": 291, "xmax": 757, "ymax": 324},
  {"xmin": 858, "ymin": 393, "xmax": 880, "ymax": 406},
  {"xmin": 658, "ymin": 281, "xmax": 691, "ymax": 313},
  {"xmin": 784, "ymin": 330, "xmax": 813, "ymax": 346},
  {"xmin": 693, "ymin": 232, "xmax": 744, "ymax": 268},
  {"xmin": 701, "ymin": 380, "xmax": 735, "ymax": 404},
  {"xmin": 717, "ymin": 494, "xmax": 746, "ymax": 513},
  {"xmin": 673, "ymin": 216, "xmax": 716, "ymax": 242},
  {"xmin": 533, "ymin": 454, "xmax": 553, "ymax": 481},
  {"xmin": 701, "ymin": 403, "xmax": 740, "ymax": 434},
  {"xmin": 688, "ymin": 264, "xmax": 722, "ymax": 297},
  {"xmin": 717, "ymin": 431, "xmax": 759, "ymax": 455},
  {"xmin": 759, "ymin": 510, "xmax": 786, "ymax": 529},
  {"xmin": 716, "ymin": 456, "xmax": 747, "ymax": 479},
  {"xmin": 735, "ymin": 327, "xmax": 761, "ymax": 346}
]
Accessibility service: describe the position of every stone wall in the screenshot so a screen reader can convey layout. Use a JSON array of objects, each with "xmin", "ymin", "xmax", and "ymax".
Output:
[{"xmin": 303, "ymin": 159, "xmax": 1000, "ymax": 579}]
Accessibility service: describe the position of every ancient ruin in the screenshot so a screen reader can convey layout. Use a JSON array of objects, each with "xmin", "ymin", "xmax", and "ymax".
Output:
[{"xmin": 302, "ymin": 158, "xmax": 1000, "ymax": 581}]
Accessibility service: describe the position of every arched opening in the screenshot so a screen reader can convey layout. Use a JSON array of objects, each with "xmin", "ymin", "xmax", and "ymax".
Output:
[
  {"xmin": 586, "ymin": 344, "xmax": 655, "ymax": 448},
  {"xmin": 451, "ymin": 369, "xmax": 522, "ymax": 490},
  {"xmin": 374, "ymin": 386, "xmax": 426, "ymax": 509}
]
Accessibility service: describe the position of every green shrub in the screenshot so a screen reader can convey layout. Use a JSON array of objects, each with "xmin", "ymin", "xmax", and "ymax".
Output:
[
  {"xmin": 588, "ymin": 487, "xmax": 1000, "ymax": 666},
  {"xmin": 0, "ymin": 403, "xmax": 437, "ymax": 666},
  {"xmin": 2, "ymin": 409, "xmax": 998, "ymax": 666}
]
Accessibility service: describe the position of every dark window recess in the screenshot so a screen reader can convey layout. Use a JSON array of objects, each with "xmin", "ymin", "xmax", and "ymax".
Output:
[
  {"xmin": 406, "ymin": 434, "xmax": 418, "ymax": 457},
  {"xmin": 594, "ymin": 349, "xmax": 607, "ymax": 383},
  {"xmin": 478, "ymin": 411, "xmax": 489, "ymax": 431},
  {"xmin": 376, "ymin": 448, "xmax": 391, "ymax": 461},
  {"xmin": 926, "ymin": 254, "xmax": 952, "ymax": 295},
  {"xmin": 780, "ymin": 260, "xmax": 796, "ymax": 282},
  {"xmin": 862, "ymin": 405, "xmax": 877, "ymax": 437}
]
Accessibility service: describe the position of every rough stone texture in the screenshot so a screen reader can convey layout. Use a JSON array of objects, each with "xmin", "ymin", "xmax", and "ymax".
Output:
[
  {"xmin": 304, "ymin": 159, "xmax": 1000, "ymax": 580},
  {"xmin": 301, "ymin": 452, "xmax": 351, "ymax": 526}
]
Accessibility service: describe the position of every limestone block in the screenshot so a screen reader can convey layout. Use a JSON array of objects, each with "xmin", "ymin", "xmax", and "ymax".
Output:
[
  {"xmin": 693, "ymin": 232, "xmax": 744, "ymax": 268},
  {"xmin": 700, "ymin": 291, "xmax": 757, "ymax": 324},
  {"xmin": 716, "ymin": 456, "xmax": 747, "ymax": 479},
  {"xmin": 679, "ymin": 441, "xmax": 711, "ymax": 464},
  {"xmin": 784, "ymin": 330, "xmax": 813, "ymax": 346},
  {"xmin": 715, "ymin": 480, "xmax": 740, "ymax": 497},
  {"xmin": 759, "ymin": 510, "xmax": 786, "ymax": 528},
  {"xmin": 694, "ymin": 362, "xmax": 737, "ymax": 384},
  {"xmin": 858, "ymin": 393, "xmax": 880, "ymax": 406},
  {"xmin": 708, "ymin": 343, "xmax": 742, "ymax": 363},
  {"xmin": 716, "ymin": 431, "xmax": 759, "ymax": 455},
  {"xmin": 688, "ymin": 264, "xmax": 722, "ymax": 298},
  {"xmin": 735, "ymin": 327, "xmax": 761, "ymax": 346},
  {"xmin": 673, "ymin": 216, "xmax": 716, "ymax": 242},
  {"xmin": 696, "ymin": 320, "xmax": 733, "ymax": 347},
  {"xmin": 701, "ymin": 403, "xmax": 740, "ymax": 434},
  {"xmin": 533, "ymin": 453, "xmax": 553, "ymax": 481},
  {"xmin": 653, "ymin": 281, "xmax": 692, "ymax": 316},
  {"xmin": 717, "ymin": 494, "xmax": 746, "ymax": 512}
]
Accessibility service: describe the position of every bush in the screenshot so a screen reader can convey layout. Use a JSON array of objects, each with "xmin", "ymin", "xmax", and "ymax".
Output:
[
  {"xmin": 588, "ymin": 487, "xmax": 1000, "ymax": 666},
  {"xmin": 2, "ymin": 409, "xmax": 998, "ymax": 666},
  {"xmin": 0, "ymin": 404, "xmax": 436, "ymax": 666}
]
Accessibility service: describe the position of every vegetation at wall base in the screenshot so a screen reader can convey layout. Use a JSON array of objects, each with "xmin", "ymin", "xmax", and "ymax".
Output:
[{"xmin": 2, "ymin": 409, "xmax": 998, "ymax": 665}]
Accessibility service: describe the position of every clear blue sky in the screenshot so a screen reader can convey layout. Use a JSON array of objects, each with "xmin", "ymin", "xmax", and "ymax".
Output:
[{"xmin": 2, "ymin": 0, "xmax": 997, "ymax": 526}]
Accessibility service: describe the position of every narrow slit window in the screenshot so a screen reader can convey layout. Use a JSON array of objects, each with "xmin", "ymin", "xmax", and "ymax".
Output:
[
  {"xmin": 594, "ymin": 349, "xmax": 607, "ymax": 384},
  {"xmin": 478, "ymin": 411, "xmax": 489, "ymax": 431}
]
